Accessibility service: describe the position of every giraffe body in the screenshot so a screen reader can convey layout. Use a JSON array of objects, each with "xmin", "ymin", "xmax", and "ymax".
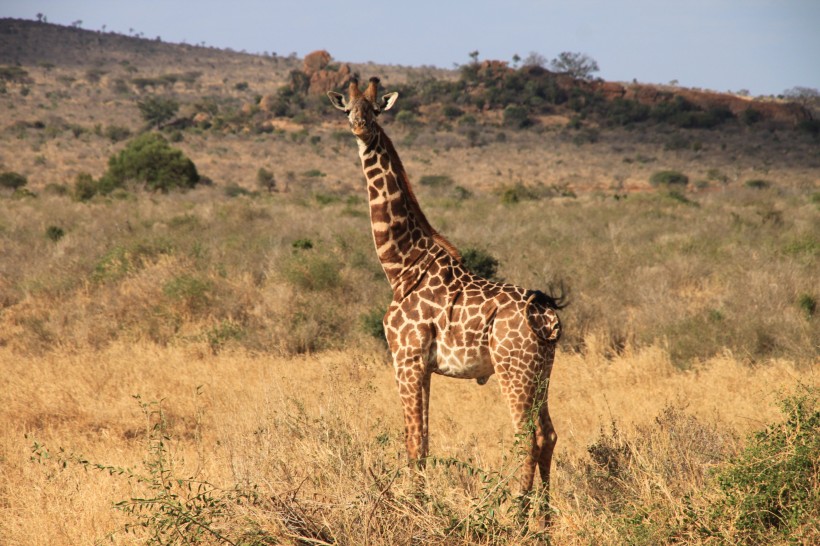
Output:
[{"xmin": 329, "ymin": 78, "xmax": 562, "ymax": 522}]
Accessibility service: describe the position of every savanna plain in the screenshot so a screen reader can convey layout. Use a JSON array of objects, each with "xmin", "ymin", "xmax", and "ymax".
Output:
[{"xmin": 1, "ymin": 18, "xmax": 819, "ymax": 545}]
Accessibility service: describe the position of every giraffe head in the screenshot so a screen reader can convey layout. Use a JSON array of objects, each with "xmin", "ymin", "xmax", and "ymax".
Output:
[{"xmin": 328, "ymin": 77, "xmax": 398, "ymax": 142}]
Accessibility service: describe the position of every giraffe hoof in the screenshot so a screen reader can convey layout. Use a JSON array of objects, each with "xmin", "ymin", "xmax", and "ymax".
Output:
[{"xmin": 476, "ymin": 376, "xmax": 490, "ymax": 385}]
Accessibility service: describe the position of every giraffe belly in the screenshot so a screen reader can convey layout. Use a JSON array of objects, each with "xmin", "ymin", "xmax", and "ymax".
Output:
[{"xmin": 428, "ymin": 343, "xmax": 493, "ymax": 380}]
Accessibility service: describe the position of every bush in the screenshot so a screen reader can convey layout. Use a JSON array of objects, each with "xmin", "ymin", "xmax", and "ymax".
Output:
[
  {"xmin": 103, "ymin": 133, "xmax": 200, "ymax": 192},
  {"xmin": 137, "ymin": 96, "xmax": 179, "ymax": 129},
  {"xmin": 710, "ymin": 387, "xmax": 820, "ymax": 543},
  {"xmin": 418, "ymin": 174, "xmax": 454, "ymax": 188},
  {"xmin": 461, "ymin": 247, "xmax": 502, "ymax": 281},
  {"xmin": 361, "ymin": 307, "xmax": 387, "ymax": 341},
  {"xmin": 73, "ymin": 172, "xmax": 99, "ymax": 201},
  {"xmin": 45, "ymin": 225, "xmax": 65, "ymax": 242},
  {"xmin": 256, "ymin": 167, "xmax": 276, "ymax": 192},
  {"xmin": 103, "ymin": 124, "xmax": 132, "ymax": 143},
  {"xmin": 649, "ymin": 170, "xmax": 689, "ymax": 188},
  {"xmin": 502, "ymin": 104, "xmax": 531, "ymax": 128},
  {"xmin": 745, "ymin": 179, "xmax": 771, "ymax": 190},
  {"xmin": 0, "ymin": 171, "xmax": 27, "ymax": 190}
]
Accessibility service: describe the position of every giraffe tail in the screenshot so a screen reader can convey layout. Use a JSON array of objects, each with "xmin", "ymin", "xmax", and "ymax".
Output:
[{"xmin": 525, "ymin": 289, "xmax": 564, "ymax": 343}]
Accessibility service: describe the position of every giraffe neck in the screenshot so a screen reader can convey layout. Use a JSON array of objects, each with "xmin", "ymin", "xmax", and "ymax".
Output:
[{"xmin": 357, "ymin": 124, "xmax": 459, "ymax": 295}]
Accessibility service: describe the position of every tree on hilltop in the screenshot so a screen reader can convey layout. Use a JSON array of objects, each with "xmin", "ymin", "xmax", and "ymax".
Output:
[{"xmin": 550, "ymin": 51, "xmax": 600, "ymax": 80}]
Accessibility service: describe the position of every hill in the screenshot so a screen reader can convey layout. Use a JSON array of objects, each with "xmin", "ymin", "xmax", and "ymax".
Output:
[{"xmin": 0, "ymin": 16, "xmax": 817, "ymax": 197}]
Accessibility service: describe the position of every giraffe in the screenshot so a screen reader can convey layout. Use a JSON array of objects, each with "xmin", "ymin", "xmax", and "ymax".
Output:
[{"xmin": 328, "ymin": 77, "xmax": 564, "ymax": 521}]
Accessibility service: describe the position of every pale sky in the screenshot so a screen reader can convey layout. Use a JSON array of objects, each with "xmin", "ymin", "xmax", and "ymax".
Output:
[{"xmin": 3, "ymin": 0, "xmax": 818, "ymax": 96}]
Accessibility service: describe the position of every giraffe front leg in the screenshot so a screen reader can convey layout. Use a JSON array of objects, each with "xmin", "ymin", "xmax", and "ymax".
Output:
[{"xmin": 394, "ymin": 355, "xmax": 432, "ymax": 468}]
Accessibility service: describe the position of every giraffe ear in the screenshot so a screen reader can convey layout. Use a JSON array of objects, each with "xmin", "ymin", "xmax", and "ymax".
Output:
[
  {"xmin": 379, "ymin": 92, "xmax": 399, "ymax": 112},
  {"xmin": 327, "ymin": 91, "xmax": 348, "ymax": 112}
]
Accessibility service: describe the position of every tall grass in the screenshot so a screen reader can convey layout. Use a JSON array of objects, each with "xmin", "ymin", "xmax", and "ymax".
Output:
[{"xmin": 1, "ymin": 183, "xmax": 815, "ymax": 364}]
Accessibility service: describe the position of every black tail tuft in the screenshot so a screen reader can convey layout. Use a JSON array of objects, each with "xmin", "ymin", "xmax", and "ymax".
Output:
[{"xmin": 531, "ymin": 281, "xmax": 570, "ymax": 310}]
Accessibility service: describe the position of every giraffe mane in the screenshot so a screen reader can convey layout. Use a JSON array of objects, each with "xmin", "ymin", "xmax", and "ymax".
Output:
[{"xmin": 375, "ymin": 124, "xmax": 462, "ymax": 263}]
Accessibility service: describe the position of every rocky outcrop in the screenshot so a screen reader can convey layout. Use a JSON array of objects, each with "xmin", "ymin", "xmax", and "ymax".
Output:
[{"xmin": 302, "ymin": 49, "xmax": 352, "ymax": 95}]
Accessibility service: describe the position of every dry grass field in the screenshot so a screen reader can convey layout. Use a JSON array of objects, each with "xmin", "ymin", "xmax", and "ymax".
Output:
[
  {"xmin": 1, "ymin": 18, "xmax": 818, "ymax": 545},
  {"xmin": 2, "ymin": 343, "xmax": 816, "ymax": 545}
]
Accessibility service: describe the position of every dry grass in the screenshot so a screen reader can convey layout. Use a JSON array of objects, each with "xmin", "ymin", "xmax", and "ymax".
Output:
[{"xmin": 1, "ymin": 341, "xmax": 816, "ymax": 544}]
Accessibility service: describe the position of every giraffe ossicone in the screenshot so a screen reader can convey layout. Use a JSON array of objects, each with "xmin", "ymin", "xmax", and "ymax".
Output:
[{"xmin": 328, "ymin": 76, "xmax": 564, "ymax": 525}]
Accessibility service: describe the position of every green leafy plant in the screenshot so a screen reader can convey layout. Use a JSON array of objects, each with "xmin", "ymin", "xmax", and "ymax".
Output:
[
  {"xmin": 256, "ymin": 167, "xmax": 276, "ymax": 192},
  {"xmin": 745, "ymin": 179, "xmax": 771, "ymax": 190},
  {"xmin": 361, "ymin": 306, "xmax": 387, "ymax": 341},
  {"xmin": 102, "ymin": 133, "xmax": 200, "ymax": 192},
  {"xmin": 30, "ymin": 395, "xmax": 269, "ymax": 545},
  {"xmin": 0, "ymin": 171, "xmax": 27, "ymax": 191},
  {"xmin": 419, "ymin": 174, "xmax": 454, "ymax": 188},
  {"xmin": 710, "ymin": 386, "xmax": 820, "ymax": 543},
  {"xmin": 797, "ymin": 294, "xmax": 816, "ymax": 318},
  {"xmin": 649, "ymin": 170, "xmax": 689, "ymax": 188},
  {"xmin": 461, "ymin": 247, "xmax": 502, "ymax": 282},
  {"xmin": 45, "ymin": 225, "xmax": 65, "ymax": 242},
  {"xmin": 137, "ymin": 96, "xmax": 180, "ymax": 129}
]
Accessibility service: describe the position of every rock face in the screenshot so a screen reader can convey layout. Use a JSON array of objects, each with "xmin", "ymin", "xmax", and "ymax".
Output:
[{"xmin": 302, "ymin": 49, "xmax": 352, "ymax": 95}]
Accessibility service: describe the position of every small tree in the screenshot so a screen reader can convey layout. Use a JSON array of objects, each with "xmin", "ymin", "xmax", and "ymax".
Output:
[
  {"xmin": 522, "ymin": 51, "xmax": 548, "ymax": 68},
  {"xmin": 103, "ymin": 133, "xmax": 199, "ymax": 192},
  {"xmin": 256, "ymin": 167, "xmax": 276, "ymax": 192},
  {"xmin": 550, "ymin": 51, "xmax": 600, "ymax": 80},
  {"xmin": 137, "ymin": 96, "xmax": 179, "ymax": 129},
  {"xmin": 783, "ymin": 86, "xmax": 820, "ymax": 108}
]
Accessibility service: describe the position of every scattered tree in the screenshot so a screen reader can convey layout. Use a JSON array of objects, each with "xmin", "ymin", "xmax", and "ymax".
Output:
[
  {"xmin": 550, "ymin": 51, "xmax": 600, "ymax": 80},
  {"xmin": 783, "ymin": 86, "xmax": 820, "ymax": 108},
  {"xmin": 522, "ymin": 51, "xmax": 547, "ymax": 68},
  {"xmin": 137, "ymin": 96, "xmax": 179, "ymax": 129},
  {"xmin": 256, "ymin": 167, "xmax": 276, "ymax": 192}
]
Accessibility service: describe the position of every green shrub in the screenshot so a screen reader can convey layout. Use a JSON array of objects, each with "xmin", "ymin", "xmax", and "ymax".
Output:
[
  {"xmin": 461, "ymin": 246, "xmax": 502, "ymax": 282},
  {"xmin": 442, "ymin": 104, "xmax": 464, "ymax": 119},
  {"xmin": 43, "ymin": 183, "xmax": 69, "ymax": 196},
  {"xmin": 257, "ymin": 167, "xmax": 276, "ymax": 192},
  {"xmin": 361, "ymin": 307, "xmax": 387, "ymax": 341},
  {"xmin": 498, "ymin": 182, "xmax": 540, "ymax": 204},
  {"xmin": 163, "ymin": 274, "xmax": 212, "ymax": 313},
  {"xmin": 92, "ymin": 239, "xmax": 174, "ymax": 283},
  {"xmin": 502, "ymin": 104, "xmax": 531, "ymax": 128},
  {"xmin": 45, "ymin": 225, "xmax": 65, "ymax": 242},
  {"xmin": 798, "ymin": 294, "xmax": 816, "ymax": 318},
  {"xmin": 137, "ymin": 96, "xmax": 179, "ymax": 129},
  {"xmin": 103, "ymin": 124, "xmax": 131, "ymax": 143},
  {"xmin": 0, "ymin": 171, "xmax": 27, "ymax": 190},
  {"xmin": 103, "ymin": 133, "xmax": 199, "ymax": 192},
  {"xmin": 224, "ymin": 183, "xmax": 253, "ymax": 197},
  {"xmin": 742, "ymin": 108, "xmax": 763, "ymax": 125},
  {"xmin": 292, "ymin": 238, "xmax": 314, "ymax": 250},
  {"xmin": 73, "ymin": 172, "xmax": 99, "ymax": 201},
  {"xmin": 281, "ymin": 249, "xmax": 342, "ymax": 292},
  {"xmin": 649, "ymin": 170, "xmax": 689, "ymax": 188},
  {"xmin": 418, "ymin": 174, "xmax": 454, "ymax": 188},
  {"xmin": 710, "ymin": 387, "xmax": 820, "ymax": 543},
  {"xmin": 745, "ymin": 179, "xmax": 771, "ymax": 190}
]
